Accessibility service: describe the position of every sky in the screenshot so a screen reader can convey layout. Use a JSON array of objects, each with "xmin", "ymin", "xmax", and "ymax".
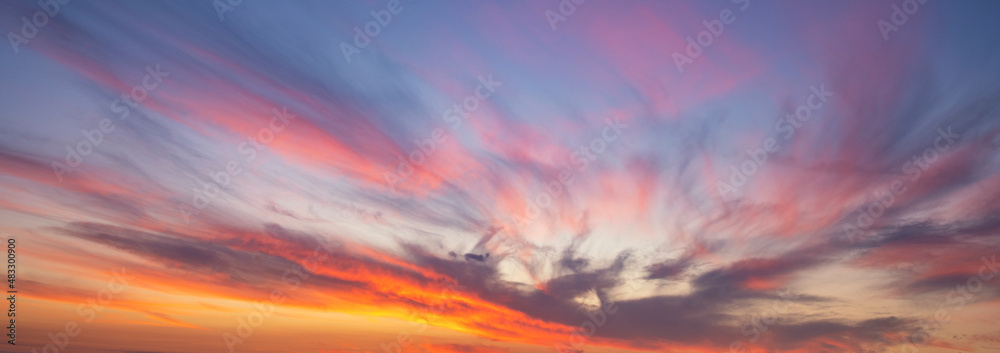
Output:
[{"xmin": 1, "ymin": 0, "xmax": 1000, "ymax": 352}]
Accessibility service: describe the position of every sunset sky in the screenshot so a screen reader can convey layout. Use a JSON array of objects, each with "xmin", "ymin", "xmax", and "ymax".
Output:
[{"xmin": 2, "ymin": 0, "xmax": 1000, "ymax": 352}]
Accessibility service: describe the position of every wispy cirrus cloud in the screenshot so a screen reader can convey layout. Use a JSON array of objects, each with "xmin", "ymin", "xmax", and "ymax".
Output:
[{"xmin": 2, "ymin": 1, "xmax": 1000, "ymax": 352}]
